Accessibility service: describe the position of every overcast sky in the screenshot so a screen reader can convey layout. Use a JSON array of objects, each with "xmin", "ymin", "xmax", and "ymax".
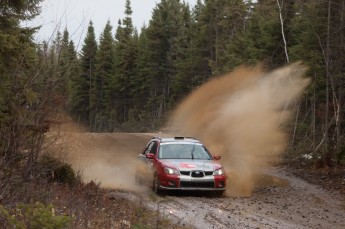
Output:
[{"xmin": 29, "ymin": 0, "xmax": 198, "ymax": 49}]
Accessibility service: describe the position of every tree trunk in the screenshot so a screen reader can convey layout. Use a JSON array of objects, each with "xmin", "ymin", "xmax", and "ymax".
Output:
[
  {"xmin": 324, "ymin": 0, "xmax": 331, "ymax": 166},
  {"xmin": 277, "ymin": 0, "xmax": 289, "ymax": 63}
]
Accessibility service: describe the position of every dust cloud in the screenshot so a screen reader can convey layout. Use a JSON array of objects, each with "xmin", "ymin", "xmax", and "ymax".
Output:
[
  {"xmin": 168, "ymin": 63, "xmax": 310, "ymax": 196},
  {"xmin": 48, "ymin": 118, "xmax": 151, "ymax": 191},
  {"xmin": 66, "ymin": 133, "xmax": 151, "ymax": 190}
]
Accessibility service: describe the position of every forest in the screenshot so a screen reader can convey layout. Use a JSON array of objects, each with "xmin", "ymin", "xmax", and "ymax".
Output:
[
  {"xmin": 0, "ymin": 0, "xmax": 345, "ymax": 227},
  {"xmin": 28, "ymin": 0, "xmax": 345, "ymax": 166}
]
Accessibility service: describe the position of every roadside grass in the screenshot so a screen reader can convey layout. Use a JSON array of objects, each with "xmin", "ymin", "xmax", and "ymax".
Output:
[{"xmin": 0, "ymin": 176, "xmax": 194, "ymax": 229}]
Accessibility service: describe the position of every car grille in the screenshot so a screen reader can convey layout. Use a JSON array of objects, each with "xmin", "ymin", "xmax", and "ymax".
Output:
[
  {"xmin": 191, "ymin": 171, "xmax": 204, "ymax": 177},
  {"xmin": 180, "ymin": 171, "xmax": 213, "ymax": 176},
  {"xmin": 180, "ymin": 181, "xmax": 215, "ymax": 188}
]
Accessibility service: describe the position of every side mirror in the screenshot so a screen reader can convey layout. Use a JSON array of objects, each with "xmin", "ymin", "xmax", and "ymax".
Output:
[
  {"xmin": 213, "ymin": 155, "xmax": 221, "ymax": 160},
  {"xmin": 146, "ymin": 153, "xmax": 154, "ymax": 159}
]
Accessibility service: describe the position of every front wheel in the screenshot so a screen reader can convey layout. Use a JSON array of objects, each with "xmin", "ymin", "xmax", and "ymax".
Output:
[
  {"xmin": 153, "ymin": 174, "xmax": 162, "ymax": 195},
  {"xmin": 213, "ymin": 190, "xmax": 225, "ymax": 198}
]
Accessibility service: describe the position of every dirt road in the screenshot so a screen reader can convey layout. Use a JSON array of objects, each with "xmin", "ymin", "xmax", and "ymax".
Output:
[
  {"xmin": 64, "ymin": 132, "xmax": 345, "ymax": 229},
  {"xmin": 127, "ymin": 167, "xmax": 345, "ymax": 228}
]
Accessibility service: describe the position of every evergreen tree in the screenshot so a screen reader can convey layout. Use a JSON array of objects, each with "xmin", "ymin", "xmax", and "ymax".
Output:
[
  {"xmin": 182, "ymin": 0, "xmax": 212, "ymax": 86},
  {"xmin": 131, "ymin": 26, "xmax": 154, "ymax": 129},
  {"xmin": 91, "ymin": 21, "xmax": 115, "ymax": 131},
  {"xmin": 0, "ymin": 0, "xmax": 59, "ymax": 176},
  {"xmin": 168, "ymin": 2, "xmax": 193, "ymax": 103},
  {"xmin": 0, "ymin": 0, "xmax": 42, "ymax": 151},
  {"xmin": 70, "ymin": 21, "xmax": 97, "ymax": 127},
  {"xmin": 138, "ymin": 0, "xmax": 193, "ymax": 126},
  {"xmin": 55, "ymin": 29, "xmax": 78, "ymax": 109},
  {"xmin": 111, "ymin": 0, "xmax": 138, "ymax": 125},
  {"xmin": 223, "ymin": 0, "xmax": 291, "ymax": 70},
  {"xmin": 288, "ymin": 0, "xmax": 345, "ymax": 165},
  {"xmin": 196, "ymin": 0, "xmax": 248, "ymax": 75}
]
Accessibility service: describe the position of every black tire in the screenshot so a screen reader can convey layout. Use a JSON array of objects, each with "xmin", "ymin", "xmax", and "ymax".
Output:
[
  {"xmin": 213, "ymin": 190, "xmax": 225, "ymax": 198},
  {"xmin": 153, "ymin": 174, "xmax": 162, "ymax": 195}
]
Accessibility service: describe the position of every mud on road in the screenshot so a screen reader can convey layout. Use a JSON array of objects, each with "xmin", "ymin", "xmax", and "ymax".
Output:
[
  {"xmin": 61, "ymin": 132, "xmax": 345, "ymax": 229},
  {"xmin": 111, "ymin": 166, "xmax": 345, "ymax": 229}
]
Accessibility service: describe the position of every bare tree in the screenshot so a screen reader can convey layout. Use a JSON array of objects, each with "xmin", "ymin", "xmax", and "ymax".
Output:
[{"xmin": 277, "ymin": 0, "xmax": 290, "ymax": 63}]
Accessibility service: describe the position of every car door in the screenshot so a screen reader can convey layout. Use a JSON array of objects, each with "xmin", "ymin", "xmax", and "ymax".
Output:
[{"xmin": 137, "ymin": 141, "xmax": 158, "ymax": 184}]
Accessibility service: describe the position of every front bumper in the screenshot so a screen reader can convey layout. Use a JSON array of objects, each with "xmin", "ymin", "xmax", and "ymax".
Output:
[{"xmin": 159, "ymin": 173, "xmax": 226, "ymax": 191}]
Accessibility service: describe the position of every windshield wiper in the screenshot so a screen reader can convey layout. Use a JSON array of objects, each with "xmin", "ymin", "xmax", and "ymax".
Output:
[{"xmin": 191, "ymin": 144, "xmax": 195, "ymax": 159}]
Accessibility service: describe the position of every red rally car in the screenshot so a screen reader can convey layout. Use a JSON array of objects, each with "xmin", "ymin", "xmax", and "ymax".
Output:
[{"xmin": 135, "ymin": 137, "xmax": 227, "ymax": 196}]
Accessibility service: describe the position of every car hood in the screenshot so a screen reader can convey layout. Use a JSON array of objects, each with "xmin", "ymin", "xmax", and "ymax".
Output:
[{"xmin": 159, "ymin": 159, "xmax": 222, "ymax": 171}]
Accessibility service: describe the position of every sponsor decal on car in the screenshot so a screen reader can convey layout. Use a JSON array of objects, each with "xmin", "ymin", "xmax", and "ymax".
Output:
[{"xmin": 179, "ymin": 162, "xmax": 197, "ymax": 168}]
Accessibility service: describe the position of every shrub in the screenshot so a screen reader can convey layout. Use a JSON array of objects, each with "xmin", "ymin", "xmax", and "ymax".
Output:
[
  {"xmin": 39, "ymin": 155, "xmax": 78, "ymax": 185},
  {"xmin": 0, "ymin": 202, "xmax": 71, "ymax": 229},
  {"xmin": 54, "ymin": 163, "xmax": 77, "ymax": 185}
]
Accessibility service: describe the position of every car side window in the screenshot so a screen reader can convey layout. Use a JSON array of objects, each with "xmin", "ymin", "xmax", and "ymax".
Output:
[
  {"xmin": 144, "ymin": 142, "xmax": 154, "ymax": 155},
  {"xmin": 150, "ymin": 141, "xmax": 158, "ymax": 155}
]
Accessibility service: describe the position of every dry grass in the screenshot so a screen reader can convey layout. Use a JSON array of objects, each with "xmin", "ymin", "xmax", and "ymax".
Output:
[{"xmin": 0, "ymin": 176, "xmax": 192, "ymax": 229}]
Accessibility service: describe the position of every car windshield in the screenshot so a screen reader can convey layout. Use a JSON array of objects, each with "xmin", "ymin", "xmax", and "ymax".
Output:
[{"xmin": 158, "ymin": 143, "xmax": 212, "ymax": 160}]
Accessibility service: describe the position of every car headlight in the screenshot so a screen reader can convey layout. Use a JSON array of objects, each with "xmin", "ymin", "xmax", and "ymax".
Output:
[
  {"xmin": 164, "ymin": 167, "xmax": 180, "ymax": 175},
  {"xmin": 213, "ymin": 168, "xmax": 224, "ymax": 175}
]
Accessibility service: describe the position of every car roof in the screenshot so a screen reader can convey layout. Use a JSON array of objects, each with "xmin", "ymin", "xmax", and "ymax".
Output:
[{"xmin": 152, "ymin": 136, "xmax": 200, "ymax": 144}]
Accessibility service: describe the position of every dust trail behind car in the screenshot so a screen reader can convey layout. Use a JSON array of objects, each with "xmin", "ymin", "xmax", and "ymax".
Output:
[
  {"xmin": 168, "ymin": 63, "xmax": 310, "ymax": 196},
  {"xmin": 51, "ymin": 124, "xmax": 153, "ymax": 190}
]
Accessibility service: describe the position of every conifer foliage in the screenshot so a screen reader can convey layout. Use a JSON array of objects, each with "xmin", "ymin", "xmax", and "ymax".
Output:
[
  {"xmin": 61, "ymin": 0, "xmax": 345, "ymax": 165},
  {"xmin": 70, "ymin": 22, "xmax": 98, "ymax": 127},
  {"xmin": 2, "ymin": 0, "xmax": 345, "ymax": 167},
  {"xmin": 0, "ymin": 0, "xmax": 44, "ymax": 172}
]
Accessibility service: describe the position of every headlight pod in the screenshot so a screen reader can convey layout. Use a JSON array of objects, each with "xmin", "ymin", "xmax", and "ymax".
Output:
[
  {"xmin": 213, "ymin": 168, "xmax": 225, "ymax": 175},
  {"xmin": 164, "ymin": 167, "xmax": 180, "ymax": 175}
]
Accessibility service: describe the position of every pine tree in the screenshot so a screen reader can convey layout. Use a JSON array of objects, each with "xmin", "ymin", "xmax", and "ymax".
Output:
[
  {"xmin": 195, "ymin": 0, "xmax": 248, "ymax": 75},
  {"xmin": 137, "ymin": 0, "xmax": 194, "ymax": 127},
  {"xmin": 0, "ymin": 0, "xmax": 55, "ymax": 175},
  {"xmin": 91, "ymin": 21, "xmax": 115, "ymax": 131},
  {"xmin": 183, "ymin": 0, "xmax": 212, "ymax": 86},
  {"xmin": 70, "ymin": 21, "xmax": 97, "ymax": 127},
  {"xmin": 111, "ymin": 0, "xmax": 138, "ymax": 126},
  {"xmin": 169, "ymin": 2, "xmax": 194, "ymax": 103},
  {"xmin": 55, "ymin": 29, "xmax": 78, "ymax": 109},
  {"xmin": 223, "ymin": 0, "xmax": 297, "ymax": 71},
  {"xmin": 289, "ymin": 0, "xmax": 345, "ymax": 165}
]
